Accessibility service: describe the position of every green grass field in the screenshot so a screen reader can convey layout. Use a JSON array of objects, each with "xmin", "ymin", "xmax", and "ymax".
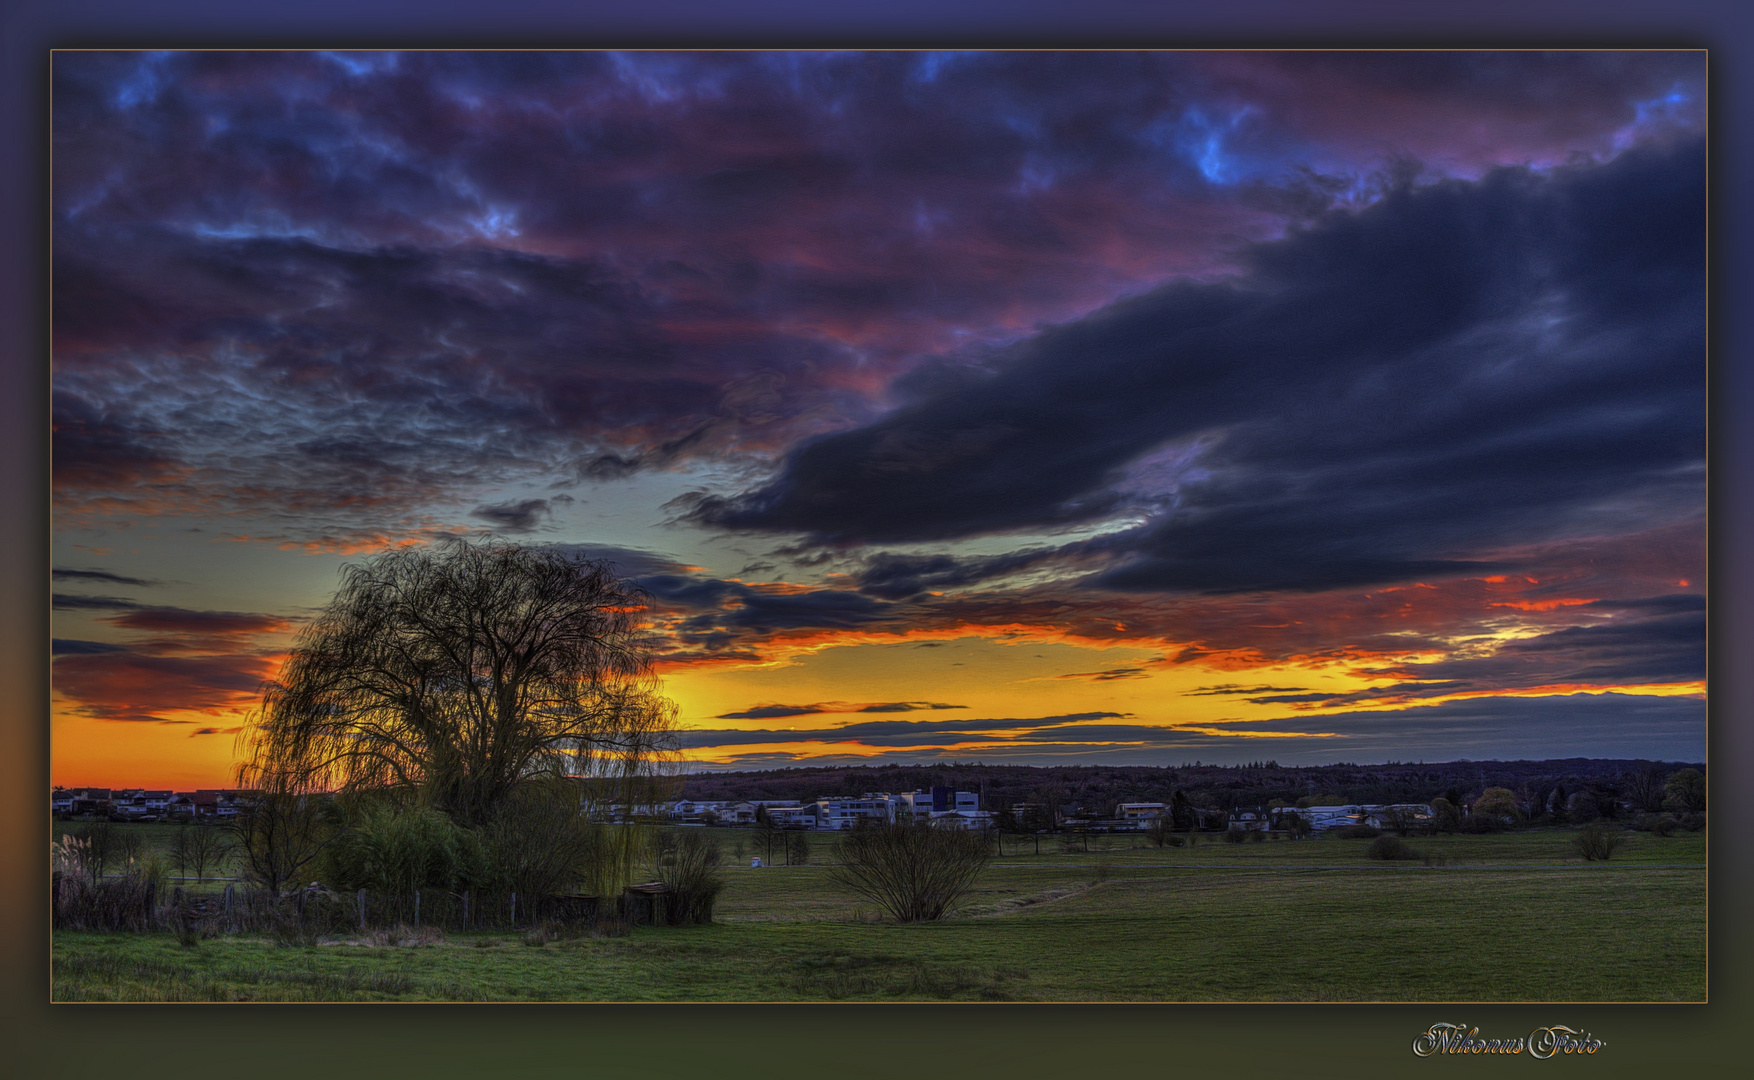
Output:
[{"xmin": 50, "ymin": 827, "xmax": 1706, "ymax": 1002}]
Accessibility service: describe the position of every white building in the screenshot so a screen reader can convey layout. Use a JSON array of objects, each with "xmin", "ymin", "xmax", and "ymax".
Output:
[{"xmin": 812, "ymin": 796, "xmax": 897, "ymax": 831}]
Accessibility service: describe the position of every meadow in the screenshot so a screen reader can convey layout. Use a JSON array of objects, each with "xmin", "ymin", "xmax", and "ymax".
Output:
[{"xmin": 50, "ymin": 826, "xmax": 1707, "ymax": 1002}]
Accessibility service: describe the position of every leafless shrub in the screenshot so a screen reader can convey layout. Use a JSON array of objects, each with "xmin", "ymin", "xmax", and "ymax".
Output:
[
  {"xmin": 828, "ymin": 822, "xmax": 992, "ymax": 923},
  {"xmin": 1574, "ymin": 823, "xmax": 1627, "ymax": 861},
  {"xmin": 649, "ymin": 830, "xmax": 722, "ymax": 925}
]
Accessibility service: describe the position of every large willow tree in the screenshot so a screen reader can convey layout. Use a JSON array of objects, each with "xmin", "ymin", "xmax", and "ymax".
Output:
[{"xmin": 239, "ymin": 538, "xmax": 679, "ymax": 828}]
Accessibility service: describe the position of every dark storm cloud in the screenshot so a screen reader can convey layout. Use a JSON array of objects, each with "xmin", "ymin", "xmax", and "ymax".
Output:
[
  {"xmin": 713, "ymin": 704, "xmax": 832, "ymax": 720},
  {"xmin": 641, "ymin": 573, "xmax": 892, "ymax": 649},
  {"xmin": 527, "ymin": 543, "xmax": 696, "ymax": 580},
  {"xmin": 1055, "ymin": 668, "xmax": 1149, "ymax": 681},
  {"xmin": 53, "ymin": 593, "xmax": 144, "ymax": 611},
  {"xmin": 471, "ymin": 498, "xmax": 553, "ymax": 532},
  {"xmin": 53, "ymin": 650, "xmax": 281, "ymax": 723},
  {"xmin": 53, "ymin": 568, "xmax": 160, "ymax": 587},
  {"xmin": 101, "ymin": 608, "xmax": 293, "ymax": 637},
  {"xmin": 1202, "ymin": 692, "xmax": 1705, "ymax": 761},
  {"xmin": 852, "ymin": 549, "xmax": 1056, "ymax": 600},
  {"xmin": 694, "ymin": 140, "xmax": 1705, "ymax": 595},
  {"xmin": 51, "ymin": 390, "xmax": 177, "ymax": 490},
  {"xmin": 1361, "ymin": 602, "xmax": 1707, "ymax": 692},
  {"xmin": 686, "ymin": 693, "xmax": 1702, "ymax": 765},
  {"xmin": 53, "ymin": 639, "xmax": 129, "ymax": 655},
  {"xmin": 1187, "ymin": 683, "xmax": 1313, "ymax": 696},
  {"xmin": 50, "ymin": 51, "xmax": 1702, "ymax": 546}
]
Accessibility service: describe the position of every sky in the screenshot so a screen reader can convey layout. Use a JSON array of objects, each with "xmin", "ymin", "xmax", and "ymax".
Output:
[{"xmin": 49, "ymin": 49, "xmax": 1707, "ymax": 788}]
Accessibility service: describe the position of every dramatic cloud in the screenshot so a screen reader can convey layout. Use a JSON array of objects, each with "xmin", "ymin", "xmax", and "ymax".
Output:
[
  {"xmin": 53, "ymin": 593, "xmax": 144, "ymax": 610},
  {"xmin": 714, "ymin": 701, "xmax": 967, "ymax": 720},
  {"xmin": 680, "ymin": 711, "xmax": 1128, "ymax": 749},
  {"xmin": 101, "ymin": 608, "xmax": 293, "ymax": 637},
  {"xmin": 695, "ymin": 140, "xmax": 1704, "ymax": 598},
  {"xmin": 686, "ymin": 694, "xmax": 1702, "ymax": 767},
  {"xmin": 53, "ymin": 639, "xmax": 129, "ymax": 655},
  {"xmin": 52, "ymin": 51, "xmax": 1703, "ymax": 549},
  {"xmin": 53, "ymin": 568, "xmax": 160, "ymax": 587},
  {"xmin": 53, "ymin": 603, "xmax": 292, "ymax": 725},
  {"xmin": 1055, "ymin": 668, "xmax": 1150, "ymax": 681},
  {"xmin": 53, "ymin": 650, "xmax": 281, "ymax": 723},
  {"xmin": 471, "ymin": 498, "xmax": 554, "ymax": 532}
]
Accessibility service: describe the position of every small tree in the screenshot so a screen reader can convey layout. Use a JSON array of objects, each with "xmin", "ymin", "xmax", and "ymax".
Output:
[
  {"xmin": 1380, "ymin": 807, "xmax": 1416, "ymax": 837},
  {"xmin": 829, "ymin": 821, "xmax": 992, "ymax": 922},
  {"xmin": 787, "ymin": 831, "xmax": 811, "ymax": 867},
  {"xmin": 1146, "ymin": 815, "xmax": 1175, "ymax": 848},
  {"xmin": 171, "ymin": 822, "xmax": 232, "ymax": 883},
  {"xmin": 1429, "ymin": 798, "xmax": 1461, "ymax": 834},
  {"xmin": 228, "ymin": 788, "xmax": 333, "ymax": 896},
  {"xmin": 1663, "ymin": 769, "xmax": 1706, "ymax": 814},
  {"xmin": 1625, "ymin": 767, "xmax": 1668, "ymax": 813},
  {"xmin": 113, "ymin": 828, "xmax": 144, "ymax": 868},
  {"xmin": 751, "ymin": 810, "xmax": 783, "ymax": 866},
  {"xmin": 75, "ymin": 821, "xmax": 115, "ymax": 880},
  {"xmin": 1565, "ymin": 791, "xmax": 1601, "ymax": 824},
  {"xmin": 1471, "ymin": 788, "xmax": 1523, "ymax": 826}
]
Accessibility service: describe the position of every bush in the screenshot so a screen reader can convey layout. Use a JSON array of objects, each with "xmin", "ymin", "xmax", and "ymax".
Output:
[
  {"xmin": 1428, "ymin": 798, "xmax": 1461, "ymax": 834},
  {"xmin": 268, "ymin": 905, "xmax": 326, "ymax": 948},
  {"xmin": 1247, "ymin": 829, "xmax": 1266, "ymax": 843},
  {"xmin": 1223, "ymin": 829, "xmax": 1249, "ymax": 844},
  {"xmin": 52, "ymin": 836, "xmax": 165, "ymax": 931},
  {"xmin": 1333, "ymin": 824, "xmax": 1381, "ymax": 839},
  {"xmin": 1663, "ymin": 769, "xmax": 1706, "ymax": 814},
  {"xmin": 1649, "ymin": 815, "xmax": 1679, "ymax": 837},
  {"xmin": 324, "ymin": 802, "xmax": 476, "ymax": 896},
  {"xmin": 829, "ymin": 822, "xmax": 992, "ymax": 922},
  {"xmin": 480, "ymin": 779, "xmax": 630, "ymax": 899},
  {"xmin": 1367, "ymin": 836, "xmax": 1422, "ymax": 861},
  {"xmin": 650, "ymin": 830, "xmax": 723, "ymax": 925},
  {"xmin": 1573, "ymin": 823, "xmax": 1626, "ymax": 861},
  {"xmin": 366, "ymin": 923, "xmax": 445, "ymax": 947}
]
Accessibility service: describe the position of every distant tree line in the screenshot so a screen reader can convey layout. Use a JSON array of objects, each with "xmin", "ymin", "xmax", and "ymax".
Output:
[{"xmin": 678, "ymin": 759, "xmax": 1705, "ymax": 820}]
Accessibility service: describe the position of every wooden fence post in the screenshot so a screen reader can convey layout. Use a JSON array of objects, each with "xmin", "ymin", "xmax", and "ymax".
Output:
[
  {"xmin": 510, "ymin": 891, "xmax": 517, "ymax": 927},
  {"xmin": 414, "ymin": 889, "xmax": 420, "ymax": 927},
  {"xmin": 462, "ymin": 891, "xmax": 470, "ymax": 930},
  {"xmin": 358, "ymin": 889, "xmax": 366, "ymax": 930}
]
